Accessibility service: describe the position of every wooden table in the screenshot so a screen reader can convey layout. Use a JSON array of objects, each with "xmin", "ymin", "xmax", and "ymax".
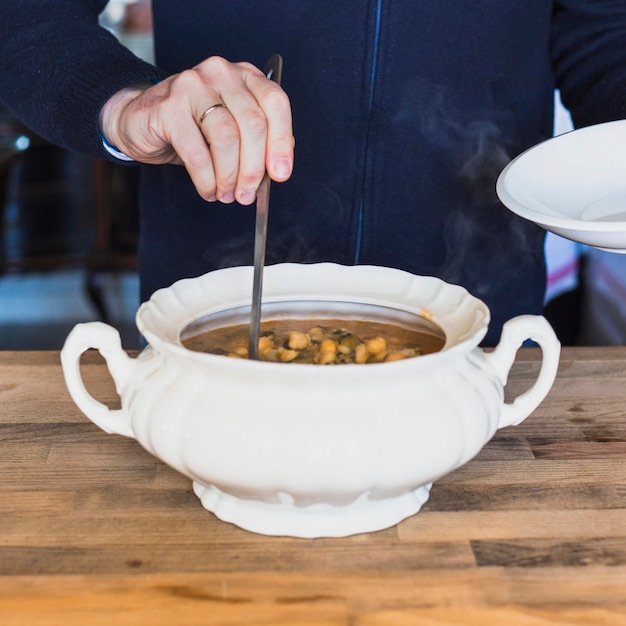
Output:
[{"xmin": 1, "ymin": 347, "xmax": 625, "ymax": 625}]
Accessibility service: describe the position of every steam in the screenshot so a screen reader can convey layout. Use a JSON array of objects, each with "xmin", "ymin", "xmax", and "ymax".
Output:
[
  {"xmin": 200, "ymin": 181, "xmax": 348, "ymax": 270},
  {"xmin": 457, "ymin": 121, "xmax": 511, "ymax": 206},
  {"xmin": 202, "ymin": 78, "xmax": 544, "ymax": 310},
  {"xmin": 405, "ymin": 79, "xmax": 542, "ymax": 301}
]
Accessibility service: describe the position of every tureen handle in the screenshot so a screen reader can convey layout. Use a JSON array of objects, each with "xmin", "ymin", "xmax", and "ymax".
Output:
[
  {"xmin": 485, "ymin": 315, "xmax": 561, "ymax": 428},
  {"xmin": 61, "ymin": 322, "xmax": 135, "ymax": 438}
]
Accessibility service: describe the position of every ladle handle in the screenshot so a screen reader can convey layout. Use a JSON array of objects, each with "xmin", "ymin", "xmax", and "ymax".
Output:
[
  {"xmin": 485, "ymin": 315, "xmax": 561, "ymax": 428},
  {"xmin": 61, "ymin": 322, "xmax": 135, "ymax": 438}
]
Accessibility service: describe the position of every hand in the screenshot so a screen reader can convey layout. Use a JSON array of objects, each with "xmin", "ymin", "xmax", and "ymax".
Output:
[{"xmin": 99, "ymin": 56, "xmax": 294, "ymax": 205}]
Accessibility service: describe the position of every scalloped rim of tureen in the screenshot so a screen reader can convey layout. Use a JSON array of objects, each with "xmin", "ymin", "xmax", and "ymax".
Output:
[{"xmin": 136, "ymin": 263, "xmax": 490, "ymax": 364}]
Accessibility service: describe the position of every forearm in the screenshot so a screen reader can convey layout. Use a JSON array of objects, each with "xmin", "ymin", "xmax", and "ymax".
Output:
[{"xmin": 0, "ymin": 0, "xmax": 166, "ymax": 157}]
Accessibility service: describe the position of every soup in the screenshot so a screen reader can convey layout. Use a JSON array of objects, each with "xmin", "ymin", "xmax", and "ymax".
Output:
[{"xmin": 182, "ymin": 318, "xmax": 445, "ymax": 364}]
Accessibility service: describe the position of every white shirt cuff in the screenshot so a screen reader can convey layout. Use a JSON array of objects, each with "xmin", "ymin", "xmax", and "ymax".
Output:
[{"xmin": 101, "ymin": 134, "xmax": 135, "ymax": 162}]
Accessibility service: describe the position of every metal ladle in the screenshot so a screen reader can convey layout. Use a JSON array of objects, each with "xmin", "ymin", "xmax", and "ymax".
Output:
[{"xmin": 248, "ymin": 53, "xmax": 283, "ymax": 360}]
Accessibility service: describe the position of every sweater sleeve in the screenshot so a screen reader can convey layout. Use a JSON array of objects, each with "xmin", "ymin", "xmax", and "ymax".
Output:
[
  {"xmin": 0, "ymin": 0, "xmax": 168, "ymax": 158},
  {"xmin": 552, "ymin": 0, "xmax": 626, "ymax": 128}
]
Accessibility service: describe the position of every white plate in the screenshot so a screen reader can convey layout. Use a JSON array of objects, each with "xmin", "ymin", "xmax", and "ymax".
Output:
[{"xmin": 496, "ymin": 120, "xmax": 626, "ymax": 253}]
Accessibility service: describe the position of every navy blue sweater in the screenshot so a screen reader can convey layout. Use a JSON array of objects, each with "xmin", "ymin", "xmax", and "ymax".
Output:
[{"xmin": 2, "ymin": 1, "xmax": 626, "ymax": 343}]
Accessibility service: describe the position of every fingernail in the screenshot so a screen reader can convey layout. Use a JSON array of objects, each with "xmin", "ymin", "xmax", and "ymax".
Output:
[
  {"xmin": 207, "ymin": 195, "xmax": 217, "ymax": 202},
  {"xmin": 220, "ymin": 192, "xmax": 235, "ymax": 204},
  {"xmin": 238, "ymin": 189, "xmax": 255, "ymax": 205},
  {"xmin": 273, "ymin": 158, "xmax": 291, "ymax": 179}
]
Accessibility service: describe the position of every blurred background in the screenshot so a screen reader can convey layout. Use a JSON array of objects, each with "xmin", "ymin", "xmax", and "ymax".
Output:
[
  {"xmin": 0, "ymin": 0, "xmax": 151, "ymax": 350},
  {"xmin": 0, "ymin": 0, "xmax": 624, "ymax": 350}
]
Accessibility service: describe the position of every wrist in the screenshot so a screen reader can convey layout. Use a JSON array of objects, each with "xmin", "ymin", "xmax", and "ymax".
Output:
[{"xmin": 99, "ymin": 81, "xmax": 153, "ymax": 154}]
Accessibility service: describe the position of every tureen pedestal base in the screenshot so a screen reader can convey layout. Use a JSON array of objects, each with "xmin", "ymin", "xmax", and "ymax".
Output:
[{"xmin": 192, "ymin": 481, "xmax": 432, "ymax": 538}]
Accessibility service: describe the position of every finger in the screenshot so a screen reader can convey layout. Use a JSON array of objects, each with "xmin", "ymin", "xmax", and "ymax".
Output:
[
  {"xmin": 264, "ymin": 90, "xmax": 294, "ymax": 183},
  {"xmin": 154, "ymin": 86, "xmax": 239, "ymax": 202},
  {"xmin": 163, "ymin": 108, "xmax": 219, "ymax": 201},
  {"xmin": 193, "ymin": 60, "xmax": 269, "ymax": 204},
  {"xmin": 218, "ymin": 73, "xmax": 293, "ymax": 204},
  {"xmin": 196, "ymin": 102, "xmax": 240, "ymax": 203},
  {"xmin": 172, "ymin": 134, "xmax": 219, "ymax": 201},
  {"xmin": 244, "ymin": 71, "xmax": 294, "ymax": 183},
  {"xmin": 219, "ymin": 92, "xmax": 270, "ymax": 205}
]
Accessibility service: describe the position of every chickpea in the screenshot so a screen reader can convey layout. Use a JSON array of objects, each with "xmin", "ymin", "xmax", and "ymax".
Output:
[
  {"xmin": 354, "ymin": 343, "xmax": 368, "ymax": 364},
  {"xmin": 278, "ymin": 348, "xmax": 299, "ymax": 362},
  {"xmin": 308, "ymin": 326, "xmax": 325, "ymax": 343},
  {"xmin": 262, "ymin": 349, "xmax": 279, "ymax": 362},
  {"xmin": 318, "ymin": 350, "xmax": 337, "ymax": 365},
  {"xmin": 258, "ymin": 335, "xmax": 275, "ymax": 354},
  {"xmin": 320, "ymin": 339, "xmax": 338, "ymax": 354},
  {"xmin": 288, "ymin": 331, "xmax": 310, "ymax": 350},
  {"xmin": 365, "ymin": 336, "xmax": 387, "ymax": 355},
  {"xmin": 385, "ymin": 352, "xmax": 406, "ymax": 362}
]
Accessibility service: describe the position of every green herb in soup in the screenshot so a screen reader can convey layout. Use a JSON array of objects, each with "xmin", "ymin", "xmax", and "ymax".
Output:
[{"xmin": 182, "ymin": 319, "xmax": 445, "ymax": 364}]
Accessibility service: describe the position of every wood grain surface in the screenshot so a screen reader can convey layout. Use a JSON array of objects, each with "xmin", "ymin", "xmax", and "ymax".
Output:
[{"xmin": 0, "ymin": 347, "xmax": 625, "ymax": 625}]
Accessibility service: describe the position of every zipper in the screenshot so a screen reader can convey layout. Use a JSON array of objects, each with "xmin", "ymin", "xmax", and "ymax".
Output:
[{"xmin": 354, "ymin": 0, "xmax": 383, "ymax": 264}]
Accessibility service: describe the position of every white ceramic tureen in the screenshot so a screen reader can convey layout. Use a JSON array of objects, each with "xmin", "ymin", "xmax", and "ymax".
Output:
[{"xmin": 61, "ymin": 263, "xmax": 560, "ymax": 538}]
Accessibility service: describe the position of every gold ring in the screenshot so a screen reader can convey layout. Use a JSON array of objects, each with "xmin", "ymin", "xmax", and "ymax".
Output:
[{"xmin": 199, "ymin": 103, "xmax": 227, "ymax": 124}]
